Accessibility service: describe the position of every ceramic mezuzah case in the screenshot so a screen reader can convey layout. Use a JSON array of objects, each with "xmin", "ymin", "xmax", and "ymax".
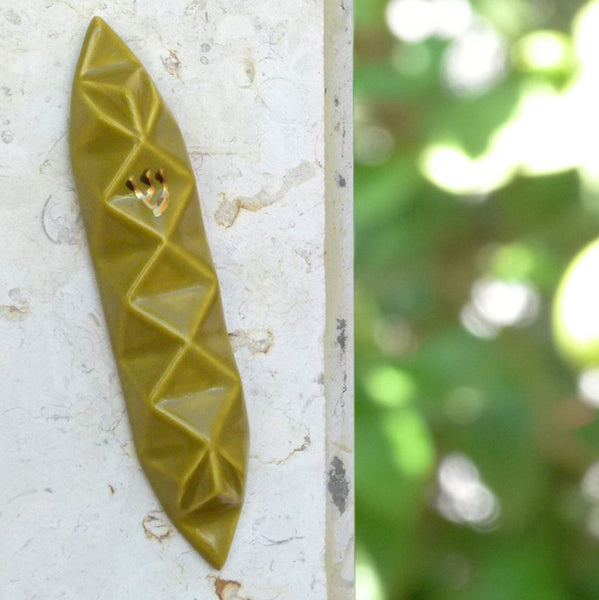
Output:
[{"xmin": 69, "ymin": 17, "xmax": 249, "ymax": 569}]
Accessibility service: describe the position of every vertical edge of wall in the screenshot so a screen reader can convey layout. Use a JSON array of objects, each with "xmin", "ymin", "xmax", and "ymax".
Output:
[{"xmin": 324, "ymin": 0, "xmax": 354, "ymax": 598}]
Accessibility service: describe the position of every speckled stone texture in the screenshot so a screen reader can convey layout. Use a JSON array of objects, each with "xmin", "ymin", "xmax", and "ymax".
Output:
[{"xmin": 0, "ymin": 1, "xmax": 353, "ymax": 599}]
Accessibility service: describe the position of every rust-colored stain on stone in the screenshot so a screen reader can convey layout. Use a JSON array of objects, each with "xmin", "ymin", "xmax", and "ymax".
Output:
[{"xmin": 208, "ymin": 575, "xmax": 250, "ymax": 600}]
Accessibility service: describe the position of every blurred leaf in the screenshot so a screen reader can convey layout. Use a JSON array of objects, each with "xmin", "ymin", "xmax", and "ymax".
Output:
[
  {"xmin": 355, "ymin": 0, "xmax": 388, "ymax": 28},
  {"xmin": 425, "ymin": 77, "xmax": 522, "ymax": 157},
  {"xmin": 577, "ymin": 417, "xmax": 599, "ymax": 447}
]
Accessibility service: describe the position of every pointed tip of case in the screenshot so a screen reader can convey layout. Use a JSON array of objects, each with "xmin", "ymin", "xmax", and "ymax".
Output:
[
  {"xmin": 85, "ymin": 15, "xmax": 112, "ymax": 37},
  {"xmin": 75, "ymin": 15, "xmax": 141, "ymax": 79},
  {"xmin": 182, "ymin": 506, "xmax": 243, "ymax": 570},
  {"xmin": 89, "ymin": 15, "xmax": 107, "ymax": 26},
  {"xmin": 85, "ymin": 15, "xmax": 120, "ymax": 41}
]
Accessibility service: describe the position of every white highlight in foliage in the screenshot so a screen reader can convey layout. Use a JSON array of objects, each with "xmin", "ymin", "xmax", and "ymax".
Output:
[
  {"xmin": 578, "ymin": 369, "xmax": 599, "ymax": 408},
  {"xmin": 461, "ymin": 278, "xmax": 539, "ymax": 339},
  {"xmin": 442, "ymin": 19, "xmax": 507, "ymax": 95},
  {"xmin": 582, "ymin": 461, "xmax": 599, "ymax": 501},
  {"xmin": 356, "ymin": 550, "xmax": 385, "ymax": 600},
  {"xmin": 434, "ymin": 0, "xmax": 474, "ymax": 39},
  {"xmin": 436, "ymin": 453, "xmax": 500, "ymax": 528},
  {"xmin": 385, "ymin": 0, "xmax": 473, "ymax": 43},
  {"xmin": 471, "ymin": 278, "xmax": 539, "ymax": 328},
  {"xmin": 386, "ymin": 0, "xmax": 436, "ymax": 43},
  {"xmin": 421, "ymin": 144, "xmax": 513, "ymax": 196}
]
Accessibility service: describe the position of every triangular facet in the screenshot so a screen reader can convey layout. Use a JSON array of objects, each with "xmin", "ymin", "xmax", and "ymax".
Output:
[
  {"xmin": 117, "ymin": 308, "xmax": 182, "ymax": 398},
  {"xmin": 179, "ymin": 449, "xmax": 243, "ymax": 515},
  {"xmin": 179, "ymin": 452, "xmax": 216, "ymax": 512},
  {"xmin": 208, "ymin": 452, "xmax": 244, "ymax": 509},
  {"xmin": 77, "ymin": 17, "xmax": 141, "ymax": 79},
  {"xmin": 69, "ymin": 114, "xmax": 137, "ymax": 205},
  {"xmin": 167, "ymin": 188, "xmax": 213, "ymax": 263},
  {"xmin": 156, "ymin": 387, "xmax": 229, "ymax": 439},
  {"xmin": 130, "ymin": 247, "xmax": 215, "ymax": 337},
  {"xmin": 192, "ymin": 292, "xmax": 237, "ymax": 365},
  {"xmin": 212, "ymin": 391, "xmax": 249, "ymax": 472},
  {"xmin": 154, "ymin": 347, "xmax": 237, "ymax": 402},
  {"xmin": 82, "ymin": 80, "xmax": 140, "ymax": 136},
  {"xmin": 94, "ymin": 212, "xmax": 161, "ymax": 298},
  {"xmin": 108, "ymin": 192, "xmax": 168, "ymax": 236},
  {"xmin": 141, "ymin": 410, "xmax": 205, "ymax": 481}
]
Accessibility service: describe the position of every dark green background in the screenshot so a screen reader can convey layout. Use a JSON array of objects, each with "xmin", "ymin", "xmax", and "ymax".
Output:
[{"xmin": 355, "ymin": 1, "xmax": 599, "ymax": 597}]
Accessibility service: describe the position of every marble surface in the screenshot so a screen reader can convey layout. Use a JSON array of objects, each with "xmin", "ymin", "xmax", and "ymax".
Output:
[{"xmin": 0, "ymin": 1, "xmax": 352, "ymax": 599}]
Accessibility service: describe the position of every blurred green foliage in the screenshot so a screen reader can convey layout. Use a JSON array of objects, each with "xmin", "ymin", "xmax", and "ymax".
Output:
[{"xmin": 355, "ymin": 1, "xmax": 599, "ymax": 598}]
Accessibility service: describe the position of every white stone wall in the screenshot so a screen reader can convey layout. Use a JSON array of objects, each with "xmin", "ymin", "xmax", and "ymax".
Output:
[{"xmin": 0, "ymin": 1, "xmax": 353, "ymax": 599}]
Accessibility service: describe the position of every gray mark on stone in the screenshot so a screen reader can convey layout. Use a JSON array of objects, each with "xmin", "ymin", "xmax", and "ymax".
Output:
[
  {"xmin": 41, "ymin": 194, "xmax": 82, "ymax": 246},
  {"xmin": 336, "ymin": 318, "xmax": 347, "ymax": 352},
  {"xmin": 7, "ymin": 488, "xmax": 38, "ymax": 504},
  {"xmin": 335, "ymin": 172, "xmax": 346, "ymax": 188},
  {"xmin": 328, "ymin": 456, "xmax": 349, "ymax": 514},
  {"xmin": 1, "ymin": 130, "xmax": 14, "ymax": 144},
  {"xmin": 200, "ymin": 56, "xmax": 209, "ymax": 65},
  {"xmin": 4, "ymin": 9, "xmax": 21, "ymax": 26},
  {"xmin": 15, "ymin": 537, "xmax": 33, "ymax": 555},
  {"xmin": 260, "ymin": 534, "xmax": 305, "ymax": 546},
  {"xmin": 201, "ymin": 43, "xmax": 211, "ymax": 52}
]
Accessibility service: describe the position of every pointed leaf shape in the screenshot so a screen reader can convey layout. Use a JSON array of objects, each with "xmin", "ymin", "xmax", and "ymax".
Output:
[{"xmin": 69, "ymin": 17, "xmax": 249, "ymax": 569}]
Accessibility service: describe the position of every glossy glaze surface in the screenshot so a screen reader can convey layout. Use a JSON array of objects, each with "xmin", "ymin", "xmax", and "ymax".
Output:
[{"xmin": 69, "ymin": 16, "xmax": 248, "ymax": 569}]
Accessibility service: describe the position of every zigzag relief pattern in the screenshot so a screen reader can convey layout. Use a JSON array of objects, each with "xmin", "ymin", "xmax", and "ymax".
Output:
[{"xmin": 70, "ymin": 17, "xmax": 248, "ymax": 568}]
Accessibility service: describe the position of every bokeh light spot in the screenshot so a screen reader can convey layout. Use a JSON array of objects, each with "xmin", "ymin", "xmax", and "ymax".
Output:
[
  {"xmin": 386, "ymin": 0, "xmax": 473, "ymax": 43},
  {"xmin": 435, "ymin": 453, "xmax": 501, "ymax": 529},
  {"xmin": 383, "ymin": 411, "xmax": 435, "ymax": 477},
  {"xmin": 581, "ymin": 461, "xmax": 599, "ymax": 501},
  {"xmin": 434, "ymin": 0, "xmax": 473, "ymax": 39},
  {"xmin": 365, "ymin": 365, "xmax": 417, "ymax": 407},
  {"xmin": 471, "ymin": 277, "xmax": 539, "ymax": 328},
  {"xmin": 578, "ymin": 369, "xmax": 599, "ymax": 408},
  {"xmin": 420, "ymin": 143, "xmax": 512, "ymax": 196},
  {"xmin": 356, "ymin": 548, "xmax": 385, "ymax": 600},
  {"xmin": 554, "ymin": 240, "xmax": 599, "ymax": 368},
  {"xmin": 514, "ymin": 30, "xmax": 571, "ymax": 72},
  {"xmin": 442, "ymin": 19, "xmax": 507, "ymax": 95},
  {"xmin": 386, "ymin": 0, "xmax": 436, "ymax": 43},
  {"xmin": 462, "ymin": 277, "xmax": 539, "ymax": 338},
  {"xmin": 355, "ymin": 125, "xmax": 394, "ymax": 165}
]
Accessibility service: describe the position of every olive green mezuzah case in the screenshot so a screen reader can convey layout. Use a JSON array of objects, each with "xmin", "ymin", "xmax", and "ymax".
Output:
[{"xmin": 69, "ymin": 17, "xmax": 249, "ymax": 569}]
